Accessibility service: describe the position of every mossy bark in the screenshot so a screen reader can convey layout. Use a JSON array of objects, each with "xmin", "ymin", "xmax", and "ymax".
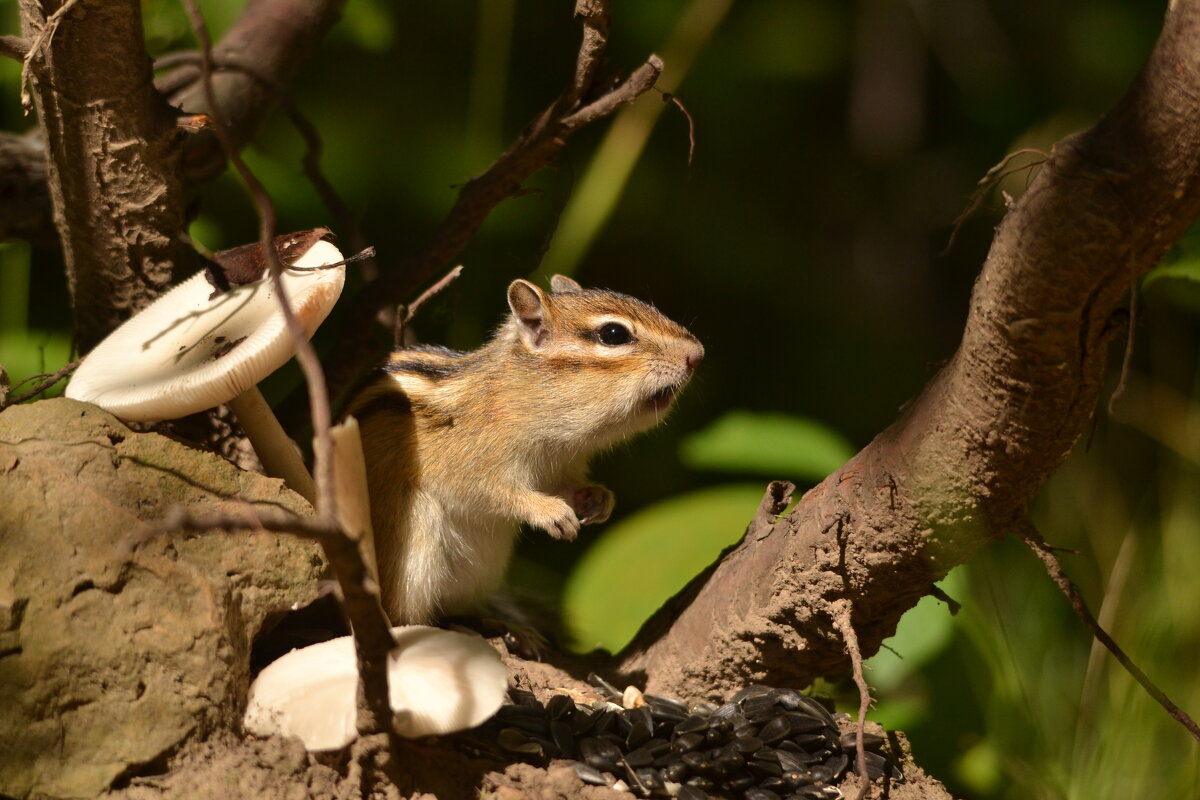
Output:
[{"xmin": 0, "ymin": 398, "xmax": 324, "ymax": 798}]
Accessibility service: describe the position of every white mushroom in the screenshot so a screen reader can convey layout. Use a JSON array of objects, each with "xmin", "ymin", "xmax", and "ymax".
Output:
[
  {"xmin": 66, "ymin": 234, "xmax": 346, "ymax": 503},
  {"xmin": 242, "ymin": 626, "xmax": 510, "ymax": 751}
]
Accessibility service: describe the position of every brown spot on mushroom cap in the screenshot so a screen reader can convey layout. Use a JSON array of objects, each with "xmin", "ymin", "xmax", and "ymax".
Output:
[{"xmin": 66, "ymin": 239, "xmax": 346, "ymax": 422}]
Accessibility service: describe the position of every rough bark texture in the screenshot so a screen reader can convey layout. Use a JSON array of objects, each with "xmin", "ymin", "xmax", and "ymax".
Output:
[
  {"xmin": 7, "ymin": 0, "xmax": 345, "ymax": 348},
  {"xmin": 18, "ymin": 0, "xmax": 191, "ymax": 352},
  {"xmin": 619, "ymin": 0, "xmax": 1200, "ymax": 698},
  {"xmin": 0, "ymin": 399, "xmax": 324, "ymax": 798}
]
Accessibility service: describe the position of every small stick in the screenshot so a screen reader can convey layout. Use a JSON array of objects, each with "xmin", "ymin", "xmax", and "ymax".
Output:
[
  {"xmin": 19, "ymin": 0, "xmax": 81, "ymax": 110},
  {"xmin": 830, "ymin": 598, "xmax": 873, "ymax": 800},
  {"xmin": 1, "ymin": 359, "xmax": 80, "ymax": 407},
  {"xmin": 395, "ymin": 264, "xmax": 464, "ymax": 349},
  {"xmin": 0, "ymin": 34, "xmax": 30, "ymax": 62},
  {"xmin": 180, "ymin": 0, "xmax": 400, "ymax": 759},
  {"xmin": 939, "ymin": 148, "xmax": 1049, "ymax": 258},
  {"xmin": 660, "ymin": 91, "xmax": 697, "ymax": 169},
  {"xmin": 1016, "ymin": 519, "xmax": 1200, "ymax": 743}
]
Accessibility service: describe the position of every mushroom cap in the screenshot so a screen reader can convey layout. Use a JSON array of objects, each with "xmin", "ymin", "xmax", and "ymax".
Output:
[
  {"xmin": 65, "ymin": 239, "xmax": 345, "ymax": 421},
  {"xmin": 243, "ymin": 626, "xmax": 509, "ymax": 751}
]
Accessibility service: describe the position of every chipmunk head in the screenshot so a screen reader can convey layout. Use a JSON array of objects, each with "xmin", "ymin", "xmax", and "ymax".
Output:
[{"xmin": 502, "ymin": 274, "xmax": 703, "ymax": 444}]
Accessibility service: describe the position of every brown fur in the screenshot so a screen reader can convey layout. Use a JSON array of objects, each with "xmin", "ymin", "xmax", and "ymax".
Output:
[{"xmin": 342, "ymin": 275, "xmax": 703, "ymax": 625}]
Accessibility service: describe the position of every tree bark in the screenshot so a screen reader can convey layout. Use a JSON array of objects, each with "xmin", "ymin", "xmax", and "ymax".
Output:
[
  {"xmin": 621, "ymin": 0, "xmax": 1200, "ymax": 699},
  {"xmin": 19, "ymin": 0, "xmax": 190, "ymax": 352},
  {"xmin": 6, "ymin": 0, "xmax": 347, "ymax": 340}
]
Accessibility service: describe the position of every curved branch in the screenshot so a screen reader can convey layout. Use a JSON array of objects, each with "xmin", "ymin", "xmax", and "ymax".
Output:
[
  {"xmin": 621, "ymin": 0, "xmax": 1200, "ymax": 699},
  {"xmin": 162, "ymin": 0, "xmax": 347, "ymax": 181},
  {"xmin": 321, "ymin": 1, "xmax": 662, "ymax": 401}
]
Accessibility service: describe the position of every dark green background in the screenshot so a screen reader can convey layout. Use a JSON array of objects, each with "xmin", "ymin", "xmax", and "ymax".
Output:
[{"xmin": 2, "ymin": 1, "xmax": 1197, "ymax": 797}]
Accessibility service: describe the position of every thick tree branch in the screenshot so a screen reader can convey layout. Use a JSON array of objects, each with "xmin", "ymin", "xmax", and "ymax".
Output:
[
  {"xmin": 621, "ymin": 0, "xmax": 1200, "ymax": 699},
  {"xmin": 18, "ymin": 0, "xmax": 191, "ymax": 352}
]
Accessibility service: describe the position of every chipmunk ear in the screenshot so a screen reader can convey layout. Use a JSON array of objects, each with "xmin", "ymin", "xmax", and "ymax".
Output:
[
  {"xmin": 550, "ymin": 274, "xmax": 583, "ymax": 294},
  {"xmin": 507, "ymin": 279, "xmax": 551, "ymax": 349}
]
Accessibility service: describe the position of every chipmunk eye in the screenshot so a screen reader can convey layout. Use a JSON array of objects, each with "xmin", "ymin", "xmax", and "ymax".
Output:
[{"xmin": 597, "ymin": 322, "xmax": 632, "ymax": 346}]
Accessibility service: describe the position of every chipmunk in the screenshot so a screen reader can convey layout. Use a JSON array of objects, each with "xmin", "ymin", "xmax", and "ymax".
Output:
[{"xmin": 343, "ymin": 274, "xmax": 703, "ymax": 626}]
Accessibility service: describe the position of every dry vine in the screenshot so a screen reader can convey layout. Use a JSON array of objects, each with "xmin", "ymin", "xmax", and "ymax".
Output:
[
  {"xmin": 319, "ymin": 0, "xmax": 664, "ymax": 401},
  {"xmin": 179, "ymin": 0, "xmax": 402, "ymax": 759}
]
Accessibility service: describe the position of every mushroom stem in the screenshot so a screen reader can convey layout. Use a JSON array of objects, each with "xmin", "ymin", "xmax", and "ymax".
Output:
[{"xmin": 229, "ymin": 386, "xmax": 317, "ymax": 503}]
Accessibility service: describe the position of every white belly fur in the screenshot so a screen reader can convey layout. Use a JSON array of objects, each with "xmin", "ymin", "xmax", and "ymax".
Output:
[{"xmin": 377, "ymin": 486, "xmax": 516, "ymax": 625}]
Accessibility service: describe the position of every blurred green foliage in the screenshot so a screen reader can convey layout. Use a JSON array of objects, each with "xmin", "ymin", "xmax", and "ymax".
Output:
[
  {"xmin": 680, "ymin": 409, "xmax": 854, "ymax": 480},
  {"xmin": 2, "ymin": 0, "xmax": 1199, "ymax": 797},
  {"xmin": 564, "ymin": 482, "xmax": 766, "ymax": 653}
]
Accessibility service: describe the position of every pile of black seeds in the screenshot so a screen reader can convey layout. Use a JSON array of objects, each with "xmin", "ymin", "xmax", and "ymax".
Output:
[{"xmin": 478, "ymin": 676, "xmax": 902, "ymax": 799}]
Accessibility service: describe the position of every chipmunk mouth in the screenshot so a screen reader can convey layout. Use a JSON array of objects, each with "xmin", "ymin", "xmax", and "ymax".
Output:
[{"xmin": 646, "ymin": 384, "xmax": 679, "ymax": 413}]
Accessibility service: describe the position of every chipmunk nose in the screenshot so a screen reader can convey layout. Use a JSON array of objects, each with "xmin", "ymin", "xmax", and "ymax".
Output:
[{"xmin": 686, "ymin": 344, "xmax": 704, "ymax": 373}]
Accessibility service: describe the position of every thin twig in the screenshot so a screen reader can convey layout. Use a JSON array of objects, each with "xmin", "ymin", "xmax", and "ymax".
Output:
[
  {"xmin": 0, "ymin": 359, "xmax": 80, "ymax": 407},
  {"xmin": 660, "ymin": 91, "xmax": 697, "ymax": 169},
  {"xmin": 180, "ymin": 0, "xmax": 400, "ymax": 756},
  {"xmin": 181, "ymin": 0, "xmax": 336, "ymax": 521},
  {"xmin": 394, "ymin": 264, "xmax": 465, "ymax": 348},
  {"xmin": 19, "ymin": 0, "xmax": 81, "ymax": 110},
  {"xmin": 126, "ymin": 506, "xmax": 340, "ymax": 556},
  {"xmin": 322, "ymin": 5, "xmax": 663, "ymax": 401},
  {"xmin": 939, "ymin": 148, "xmax": 1050, "ymax": 258},
  {"xmin": 830, "ymin": 599, "xmax": 873, "ymax": 800},
  {"xmin": 1016, "ymin": 519, "xmax": 1200, "ymax": 743}
]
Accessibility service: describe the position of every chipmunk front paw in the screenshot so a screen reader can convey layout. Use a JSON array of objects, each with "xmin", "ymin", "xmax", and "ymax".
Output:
[
  {"xmin": 522, "ymin": 494, "xmax": 581, "ymax": 541},
  {"xmin": 571, "ymin": 484, "xmax": 615, "ymax": 525}
]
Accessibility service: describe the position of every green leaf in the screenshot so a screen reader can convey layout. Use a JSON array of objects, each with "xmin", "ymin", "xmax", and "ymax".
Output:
[
  {"xmin": 1143, "ymin": 258, "xmax": 1200, "ymax": 315},
  {"xmin": 1143, "ymin": 258, "xmax": 1200, "ymax": 285},
  {"xmin": 864, "ymin": 567, "xmax": 966, "ymax": 692},
  {"xmin": 563, "ymin": 484, "xmax": 769, "ymax": 654},
  {"xmin": 680, "ymin": 410, "xmax": 854, "ymax": 482}
]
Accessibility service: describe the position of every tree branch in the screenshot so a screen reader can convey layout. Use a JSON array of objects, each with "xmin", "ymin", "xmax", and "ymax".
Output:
[
  {"xmin": 0, "ymin": 34, "xmax": 29, "ymax": 62},
  {"xmin": 2, "ymin": 0, "xmax": 346, "ymax": 259},
  {"xmin": 320, "ymin": 0, "xmax": 661, "ymax": 401},
  {"xmin": 0, "ymin": 132, "xmax": 55, "ymax": 247},
  {"xmin": 621, "ymin": 0, "xmax": 1200, "ymax": 700},
  {"xmin": 162, "ymin": 0, "xmax": 346, "ymax": 181}
]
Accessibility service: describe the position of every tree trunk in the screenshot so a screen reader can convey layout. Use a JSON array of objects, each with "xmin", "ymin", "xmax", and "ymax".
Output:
[{"xmin": 18, "ymin": 0, "xmax": 191, "ymax": 352}]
